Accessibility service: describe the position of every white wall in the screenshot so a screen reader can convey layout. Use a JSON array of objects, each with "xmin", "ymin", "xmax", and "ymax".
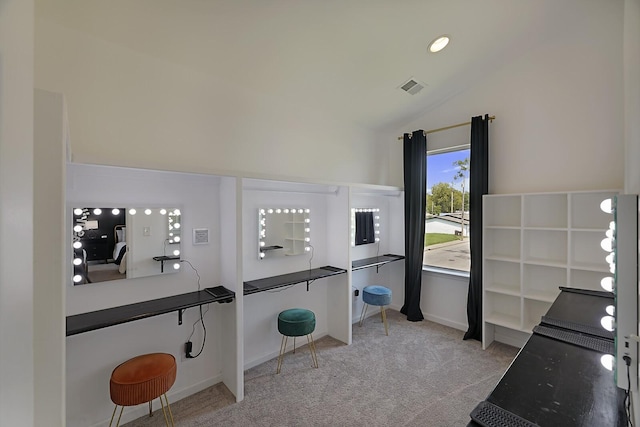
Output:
[
  {"xmin": 34, "ymin": 17, "xmax": 392, "ymax": 187},
  {"xmin": 381, "ymin": 0, "xmax": 626, "ymax": 331},
  {"xmin": 65, "ymin": 164, "xmax": 231, "ymax": 427},
  {"xmin": 0, "ymin": 1, "xmax": 35, "ymax": 426},
  {"xmin": 385, "ymin": 1, "xmax": 625, "ymax": 193}
]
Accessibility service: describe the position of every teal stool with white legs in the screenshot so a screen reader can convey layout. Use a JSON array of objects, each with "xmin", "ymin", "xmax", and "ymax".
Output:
[
  {"xmin": 359, "ymin": 285, "xmax": 392, "ymax": 336},
  {"xmin": 277, "ymin": 308, "xmax": 319, "ymax": 373}
]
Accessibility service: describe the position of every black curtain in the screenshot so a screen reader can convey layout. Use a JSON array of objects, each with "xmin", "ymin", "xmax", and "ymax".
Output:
[
  {"xmin": 401, "ymin": 130, "xmax": 426, "ymax": 322},
  {"xmin": 463, "ymin": 115, "xmax": 490, "ymax": 341}
]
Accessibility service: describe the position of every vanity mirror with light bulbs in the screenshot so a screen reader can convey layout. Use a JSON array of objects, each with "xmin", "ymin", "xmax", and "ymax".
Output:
[
  {"xmin": 350, "ymin": 208, "xmax": 380, "ymax": 247},
  {"xmin": 258, "ymin": 207, "xmax": 311, "ymax": 259},
  {"xmin": 71, "ymin": 206, "xmax": 182, "ymax": 284}
]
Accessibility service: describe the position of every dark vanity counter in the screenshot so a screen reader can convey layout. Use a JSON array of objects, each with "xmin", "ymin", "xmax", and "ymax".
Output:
[
  {"xmin": 243, "ymin": 265, "xmax": 347, "ymax": 295},
  {"xmin": 66, "ymin": 285, "xmax": 235, "ymax": 336},
  {"xmin": 468, "ymin": 287, "xmax": 626, "ymax": 426},
  {"xmin": 352, "ymin": 253, "xmax": 404, "ymax": 271}
]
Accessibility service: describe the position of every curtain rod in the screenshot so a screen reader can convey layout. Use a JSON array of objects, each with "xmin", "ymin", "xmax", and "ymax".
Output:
[{"xmin": 396, "ymin": 115, "xmax": 496, "ymax": 140}]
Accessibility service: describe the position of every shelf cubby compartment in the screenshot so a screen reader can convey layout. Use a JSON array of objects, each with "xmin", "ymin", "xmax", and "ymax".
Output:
[
  {"xmin": 523, "ymin": 298, "xmax": 553, "ymax": 332},
  {"xmin": 484, "ymin": 259, "xmax": 520, "ymax": 296},
  {"xmin": 570, "ymin": 191, "xmax": 618, "ymax": 230},
  {"xmin": 523, "ymin": 193, "xmax": 568, "ymax": 228},
  {"xmin": 569, "ymin": 230, "xmax": 610, "ymax": 271},
  {"xmin": 484, "ymin": 292, "xmax": 521, "ymax": 330},
  {"xmin": 484, "ymin": 228, "xmax": 520, "ymax": 261},
  {"xmin": 484, "ymin": 195, "xmax": 521, "ymax": 227},
  {"xmin": 569, "ymin": 268, "xmax": 614, "ymax": 293},
  {"xmin": 523, "ymin": 229, "xmax": 567, "ymax": 265},
  {"xmin": 522, "ymin": 263, "xmax": 565, "ymax": 302}
]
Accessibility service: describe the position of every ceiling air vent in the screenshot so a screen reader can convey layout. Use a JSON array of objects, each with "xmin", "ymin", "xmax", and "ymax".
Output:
[{"xmin": 399, "ymin": 78, "xmax": 426, "ymax": 95}]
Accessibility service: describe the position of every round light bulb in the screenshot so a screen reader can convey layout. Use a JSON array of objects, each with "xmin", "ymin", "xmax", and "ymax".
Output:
[
  {"xmin": 74, "ymin": 208, "xmax": 83, "ymax": 215},
  {"xmin": 174, "ymin": 236, "xmax": 181, "ymax": 242},
  {"xmin": 600, "ymin": 354, "xmax": 615, "ymax": 371},
  {"xmin": 600, "ymin": 237, "xmax": 613, "ymax": 252},
  {"xmin": 601, "ymin": 277, "xmax": 614, "ymax": 292},
  {"xmin": 173, "ymin": 209, "xmax": 181, "ymax": 215},
  {"xmin": 93, "ymin": 208, "xmax": 102, "ymax": 215},
  {"xmin": 145, "ymin": 209, "xmax": 152, "ymax": 215},
  {"xmin": 73, "ymin": 258, "xmax": 82, "ymax": 265},
  {"xmin": 173, "ymin": 263, "xmax": 180, "ymax": 270},
  {"xmin": 173, "ymin": 250, "xmax": 180, "ymax": 256},
  {"xmin": 73, "ymin": 225, "xmax": 82, "ymax": 233},
  {"xmin": 160, "ymin": 209, "xmax": 167, "ymax": 215},
  {"xmin": 600, "ymin": 199, "xmax": 613, "ymax": 214},
  {"xmin": 112, "ymin": 208, "xmax": 120, "ymax": 215},
  {"xmin": 73, "ymin": 275, "xmax": 83, "ymax": 283},
  {"xmin": 606, "ymin": 305, "xmax": 615, "ymax": 316},
  {"xmin": 600, "ymin": 315, "xmax": 615, "ymax": 332},
  {"xmin": 260, "ymin": 252, "xmax": 266, "ymax": 259},
  {"xmin": 73, "ymin": 241, "xmax": 82, "ymax": 249},
  {"xmin": 174, "ymin": 223, "xmax": 180, "ymax": 229},
  {"xmin": 129, "ymin": 208, "xmax": 136, "ymax": 215}
]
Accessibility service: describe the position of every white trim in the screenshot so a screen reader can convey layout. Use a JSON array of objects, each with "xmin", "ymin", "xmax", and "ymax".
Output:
[{"xmin": 423, "ymin": 313, "xmax": 468, "ymax": 331}]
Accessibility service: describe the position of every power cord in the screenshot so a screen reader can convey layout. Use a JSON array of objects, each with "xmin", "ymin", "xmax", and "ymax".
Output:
[
  {"xmin": 624, "ymin": 355, "xmax": 634, "ymax": 427},
  {"xmin": 180, "ymin": 259, "xmax": 206, "ymax": 358}
]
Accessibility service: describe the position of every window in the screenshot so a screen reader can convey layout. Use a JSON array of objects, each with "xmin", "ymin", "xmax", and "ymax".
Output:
[{"xmin": 423, "ymin": 146, "xmax": 470, "ymax": 272}]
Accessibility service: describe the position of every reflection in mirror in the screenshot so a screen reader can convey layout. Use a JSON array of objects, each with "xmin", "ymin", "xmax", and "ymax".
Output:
[
  {"xmin": 258, "ymin": 208, "xmax": 311, "ymax": 259},
  {"xmin": 351, "ymin": 208, "xmax": 380, "ymax": 246},
  {"xmin": 72, "ymin": 207, "xmax": 182, "ymax": 285}
]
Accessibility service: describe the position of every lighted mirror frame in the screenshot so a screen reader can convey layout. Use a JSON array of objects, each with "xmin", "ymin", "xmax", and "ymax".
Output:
[
  {"xmin": 72, "ymin": 207, "xmax": 182, "ymax": 285},
  {"xmin": 350, "ymin": 208, "xmax": 380, "ymax": 247},
  {"xmin": 258, "ymin": 208, "xmax": 311, "ymax": 259}
]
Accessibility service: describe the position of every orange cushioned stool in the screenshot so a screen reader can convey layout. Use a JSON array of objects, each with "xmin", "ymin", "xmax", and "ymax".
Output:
[{"xmin": 109, "ymin": 353, "xmax": 176, "ymax": 427}]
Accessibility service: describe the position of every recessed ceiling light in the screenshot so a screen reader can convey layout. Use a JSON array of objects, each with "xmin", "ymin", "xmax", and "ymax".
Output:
[{"xmin": 429, "ymin": 35, "xmax": 450, "ymax": 53}]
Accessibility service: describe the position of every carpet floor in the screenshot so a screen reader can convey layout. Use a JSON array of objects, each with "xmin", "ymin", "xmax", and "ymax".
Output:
[{"xmin": 123, "ymin": 309, "xmax": 518, "ymax": 426}]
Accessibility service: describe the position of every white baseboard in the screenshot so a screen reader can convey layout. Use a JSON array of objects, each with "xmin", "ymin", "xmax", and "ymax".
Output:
[
  {"xmin": 91, "ymin": 375, "xmax": 223, "ymax": 427},
  {"xmin": 423, "ymin": 313, "xmax": 468, "ymax": 332},
  {"xmin": 244, "ymin": 331, "xmax": 328, "ymax": 370}
]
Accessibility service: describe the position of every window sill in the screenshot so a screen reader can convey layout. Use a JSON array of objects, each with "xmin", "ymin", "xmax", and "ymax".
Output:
[{"xmin": 422, "ymin": 265, "xmax": 470, "ymax": 279}]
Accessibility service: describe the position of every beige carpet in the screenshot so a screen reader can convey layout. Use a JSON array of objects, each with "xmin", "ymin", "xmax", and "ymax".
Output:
[{"xmin": 124, "ymin": 309, "xmax": 518, "ymax": 427}]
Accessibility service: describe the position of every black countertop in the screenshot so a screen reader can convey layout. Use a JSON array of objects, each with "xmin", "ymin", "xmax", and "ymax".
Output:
[
  {"xmin": 66, "ymin": 285, "xmax": 234, "ymax": 336},
  {"xmin": 243, "ymin": 265, "xmax": 347, "ymax": 295}
]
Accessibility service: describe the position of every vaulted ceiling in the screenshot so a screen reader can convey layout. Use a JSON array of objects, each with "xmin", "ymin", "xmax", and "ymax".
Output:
[{"xmin": 36, "ymin": 0, "xmax": 594, "ymax": 133}]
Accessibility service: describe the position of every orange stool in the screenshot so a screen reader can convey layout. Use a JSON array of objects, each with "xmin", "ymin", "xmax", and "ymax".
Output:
[{"xmin": 109, "ymin": 353, "xmax": 176, "ymax": 427}]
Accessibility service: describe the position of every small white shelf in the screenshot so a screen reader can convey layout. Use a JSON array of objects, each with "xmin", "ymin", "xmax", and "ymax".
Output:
[
  {"xmin": 523, "ymin": 193, "xmax": 568, "ymax": 228},
  {"xmin": 484, "ymin": 195, "xmax": 521, "ymax": 227},
  {"xmin": 485, "ymin": 312, "xmax": 521, "ymax": 330}
]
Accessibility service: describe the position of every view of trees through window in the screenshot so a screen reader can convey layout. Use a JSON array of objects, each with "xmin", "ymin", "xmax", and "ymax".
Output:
[{"xmin": 424, "ymin": 148, "xmax": 471, "ymax": 272}]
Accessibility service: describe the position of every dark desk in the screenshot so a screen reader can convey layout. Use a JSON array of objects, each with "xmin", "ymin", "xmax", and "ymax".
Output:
[
  {"xmin": 243, "ymin": 265, "xmax": 347, "ymax": 295},
  {"xmin": 541, "ymin": 286, "xmax": 614, "ymax": 340},
  {"xmin": 351, "ymin": 254, "xmax": 404, "ymax": 271},
  {"xmin": 468, "ymin": 287, "xmax": 626, "ymax": 426},
  {"xmin": 66, "ymin": 285, "xmax": 235, "ymax": 336}
]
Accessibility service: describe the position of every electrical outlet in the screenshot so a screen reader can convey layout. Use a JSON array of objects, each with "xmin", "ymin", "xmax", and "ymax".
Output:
[{"xmin": 143, "ymin": 226, "xmax": 151, "ymax": 236}]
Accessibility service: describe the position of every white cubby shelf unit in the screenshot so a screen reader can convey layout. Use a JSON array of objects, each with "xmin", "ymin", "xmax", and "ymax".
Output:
[{"xmin": 482, "ymin": 190, "xmax": 619, "ymax": 349}]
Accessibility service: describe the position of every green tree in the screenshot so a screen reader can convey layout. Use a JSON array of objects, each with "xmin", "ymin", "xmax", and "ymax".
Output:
[
  {"xmin": 428, "ymin": 182, "xmax": 462, "ymax": 214},
  {"xmin": 452, "ymin": 157, "xmax": 470, "ymax": 238}
]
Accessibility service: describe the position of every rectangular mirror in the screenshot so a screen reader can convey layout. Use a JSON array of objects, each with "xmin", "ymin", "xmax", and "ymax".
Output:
[
  {"xmin": 72, "ymin": 207, "xmax": 182, "ymax": 284},
  {"xmin": 258, "ymin": 208, "xmax": 311, "ymax": 259},
  {"xmin": 351, "ymin": 208, "xmax": 380, "ymax": 246}
]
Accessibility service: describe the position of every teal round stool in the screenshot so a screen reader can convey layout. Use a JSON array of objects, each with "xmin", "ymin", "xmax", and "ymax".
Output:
[
  {"xmin": 277, "ymin": 308, "xmax": 318, "ymax": 373},
  {"xmin": 359, "ymin": 285, "xmax": 392, "ymax": 336}
]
